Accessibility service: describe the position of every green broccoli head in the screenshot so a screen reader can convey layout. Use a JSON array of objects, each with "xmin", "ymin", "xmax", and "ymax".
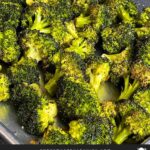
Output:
[
  {"xmin": 113, "ymin": 109, "xmax": 150, "ymax": 144},
  {"xmin": 0, "ymin": 73, "xmax": 10, "ymax": 102},
  {"xmin": 102, "ymin": 47, "xmax": 132, "ymax": 78},
  {"xmin": 45, "ymin": 52, "xmax": 85, "ymax": 96},
  {"xmin": 133, "ymin": 87, "xmax": 150, "ymax": 114},
  {"xmin": 78, "ymin": 26, "xmax": 98, "ymax": 43},
  {"xmin": 116, "ymin": 100, "xmax": 139, "ymax": 118},
  {"xmin": 8, "ymin": 57, "xmax": 41, "ymax": 84},
  {"xmin": 101, "ymin": 23, "xmax": 135, "ymax": 54},
  {"xmin": 131, "ymin": 37, "xmax": 150, "ymax": 87},
  {"xmin": 56, "ymin": 77, "xmax": 102, "ymax": 120},
  {"xmin": 0, "ymin": 26, "xmax": 20, "ymax": 63},
  {"xmin": 41, "ymin": 126, "xmax": 74, "ymax": 144},
  {"xmin": 15, "ymin": 83, "xmax": 57, "ymax": 135},
  {"xmin": 64, "ymin": 37, "xmax": 95, "ymax": 59},
  {"xmin": 89, "ymin": 4, "xmax": 117, "ymax": 32},
  {"xmin": 69, "ymin": 117, "xmax": 114, "ymax": 144},
  {"xmin": 86, "ymin": 55, "xmax": 110, "ymax": 94},
  {"xmin": 105, "ymin": 0, "xmax": 138, "ymax": 24},
  {"xmin": 20, "ymin": 29, "xmax": 59, "ymax": 63},
  {"xmin": 51, "ymin": 20, "xmax": 78, "ymax": 46},
  {"xmin": 0, "ymin": 1, "xmax": 22, "ymax": 28}
]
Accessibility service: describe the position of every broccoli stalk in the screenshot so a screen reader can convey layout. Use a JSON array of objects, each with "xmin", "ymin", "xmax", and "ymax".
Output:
[
  {"xmin": 75, "ymin": 14, "xmax": 91, "ymax": 28},
  {"xmin": 45, "ymin": 68, "xmax": 64, "ymax": 97},
  {"xmin": 118, "ymin": 75, "xmax": 140, "ymax": 100},
  {"xmin": 31, "ymin": 11, "xmax": 51, "ymax": 33}
]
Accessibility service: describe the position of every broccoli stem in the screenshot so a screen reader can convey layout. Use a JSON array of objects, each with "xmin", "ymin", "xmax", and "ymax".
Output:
[
  {"xmin": 118, "ymin": 76, "xmax": 140, "ymax": 100},
  {"xmin": 75, "ymin": 14, "xmax": 92, "ymax": 28},
  {"xmin": 135, "ymin": 27, "xmax": 150, "ymax": 37},
  {"xmin": 113, "ymin": 127, "xmax": 131, "ymax": 144},
  {"xmin": 31, "ymin": 12, "xmax": 51, "ymax": 33},
  {"xmin": 45, "ymin": 69, "xmax": 64, "ymax": 96},
  {"xmin": 118, "ymin": 5, "xmax": 133, "ymax": 23}
]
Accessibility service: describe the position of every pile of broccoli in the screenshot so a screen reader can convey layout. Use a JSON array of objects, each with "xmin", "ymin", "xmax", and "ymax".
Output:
[{"xmin": 0, "ymin": 0, "xmax": 150, "ymax": 145}]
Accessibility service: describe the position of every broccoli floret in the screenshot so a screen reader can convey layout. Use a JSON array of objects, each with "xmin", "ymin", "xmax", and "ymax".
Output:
[
  {"xmin": 64, "ymin": 37, "xmax": 95, "ymax": 59},
  {"xmin": 69, "ymin": 117, "xmax": 114, "ymax": 144},
  {"xmin": 0, "ymin": 73, "xmax": 10, "ymax": 102},
  {"xmin": 105, "ymin": 0, "xmax": 138, "ymax": 24},
  {"xmin": 101, "ymin": 23, "xmax": 135, "ymax": 54},
  {"xmin": 45, "ymin": 52, "xmax": 85, "ymax": 96},
  {"xmin": 89, "ymin": 4, "xmax": 117, "ymax": 32},
  {"xmin": 0, "ymin": 1, "xmax": 22, "ymax": 28},
  {"xmin": 41, "ymin": 126, "xmax": 74, "ymax": 144},
  {"xmin": 21, "ymin": 3, "xmax": 51, "ymax": 33},
  {"xmin": 20, "ymin": 30, "xmax": 59, "ymax": 63},
  {"xmin": 51, "ymin": 20, "xmax": 78, "ymax": 46},
  {"xmin": 86, "ymin": 55, "xmax": 110, "ymax": 95},
  {"xmin": 113, "ymin": 109, "xmax": 150, "ymax": 144},
  {"xmin": 0, "ymin": 26, "xmax": 20, "ymax": 63},
  {"xmin": 135, "ymin": 7, "xmax": 150, "ymax": 37},
  {"xmin": 102, "ymin": 47, "xmax": 132, "ymax": 78},
  {"xmin": 133, "ymin": 87, "xmax": 150, "ymax": 114},
  {"xmin": 56, "ymin": 77, "xmax": 101, "ymax": 120},
  {"xmin": 131, "ymin": 37, "xmax": 150, "ymax": 87},
  {"xmin": 72, "ymin": 0, "xmax": 99, "ymax": 15},
  {"xmin": 78, "ymin": 26, "xmax": 98, "ymax": 43},
  {"xmin": 14, "ymin": 83, "xmax": 57, "ymax": 135},
  {"xmin": 8, "ymin": 57, "xmax": 41, "ymax": 84},
  {"xmin": 116, "ymin": 100, "xmax": 139, "ymax": 118}
]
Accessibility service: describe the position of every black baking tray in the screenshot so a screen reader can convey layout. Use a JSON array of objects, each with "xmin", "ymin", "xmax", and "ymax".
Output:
[{"xmin": 0, "ymin": 0, "xmax": 150, "ymax": 145}]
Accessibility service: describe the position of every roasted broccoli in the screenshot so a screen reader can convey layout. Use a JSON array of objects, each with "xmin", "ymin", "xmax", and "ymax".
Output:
[
  {"xmin": 101, "ymin": 23, "xmax": 135, "ymax": 54},
  {"xmin": 14, "ymin": 83, "xmax": 57, "ymax": 135},
  {"xmin": 69, "ymin": 117, "xmax": 114, "ymax": 144},
  {"xmin": 113, "ymin": 109, "xmax": 150, "ymax": 144},
  {"xmin": 0, "ymin": 26, "xmax": 20, "ymax": 63},
  {"xmin": 41, "ymin": 126, "xmax": 74, "ymax": 144},
  {"xmin": 0, "ymin": 73, "xmax": 10, "ymax": 102}
]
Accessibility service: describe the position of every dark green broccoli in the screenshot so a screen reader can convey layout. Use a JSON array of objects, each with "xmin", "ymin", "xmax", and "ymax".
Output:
[
  {"xmin": 7, "ymin": 57, "xmax": 41, "ymax": 84},
  {"xmin": 56, "ymin": 76, "xmax": 101, "ymax": 120},
  {"xmin": 89, "ymin": 4, "xmax": 117, "ymax": 32},
  {"xmin": 41, "ymin": 126, "xmax": 74, "ymax": 144},
  {"xmin": 0, "ymin": 26, "xmax": 20, "ymax": 63},
  {"xmin": 20, "ymin": 29, "xmax": 59, "ymax": 63},
  {"xmin": 101, "ymin": 23, "xmax": 135, "ymax": 54},
  {"xmin": 113, "ymin": 109, "xmax": 150, "ymax": 144},
  {"xmin": 116, "ymin": 100, "xmax": 140, "ymax": 118},
  {"xmin": 72, "ymin": 0, "xmax": 99, "ymax": 15},
  {"xmin": 14, "ymin": 83, "xmax": 57, "ymax": 135},
  {"xmin": 64, "ymin": 37, "xmax": 95, "ymax": 59},
  {"xmin": 0, "ymin": 1, "xmax": 22, "ymax": 28},
  {"xmin": 69, "ymin": 117, "xmax": 114, "ymax": 144}
]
